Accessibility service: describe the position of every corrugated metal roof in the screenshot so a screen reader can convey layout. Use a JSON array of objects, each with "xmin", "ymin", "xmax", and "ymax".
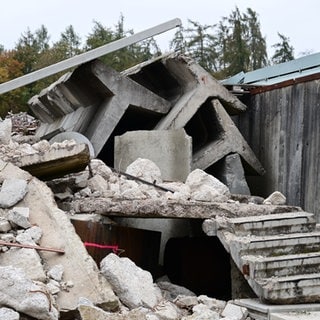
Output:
[{"xmin": 222, "ymin": 52, "xmax": 320, "ymax": 86}]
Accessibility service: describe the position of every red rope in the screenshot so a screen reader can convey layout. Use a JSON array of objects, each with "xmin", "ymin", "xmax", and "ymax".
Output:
[{"xmin": 84, "ymin": 242, "xmax": 119, "ymax": 253}]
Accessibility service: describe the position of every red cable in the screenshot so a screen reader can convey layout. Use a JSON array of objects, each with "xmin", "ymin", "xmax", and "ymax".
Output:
[{"xmin": 84, "ymin": 242, "xmax": 119, "ymax": 253}]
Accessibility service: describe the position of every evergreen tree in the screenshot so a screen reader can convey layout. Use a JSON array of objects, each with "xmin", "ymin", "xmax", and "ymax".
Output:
[
  {"xmin": 170, "ymin": 25, "xmax": 187, "ymax": 53},
  {"xmin": 54, "ymin": 25, "xmax": 82, "ymax": 58},
  {"xmin": 244, "ymin": 8, "xmax": 268, "ymax": 70},
  {"xmin": 271, "ymin": 32, "xmax": 294, "ymax": 64},
  {"xmin": 184, "ymin": 19, "xmax": 217, "ymax": 72},
  {"xmin": 224, "ymin": 7, "xmax": 250, "ymax": 75}
]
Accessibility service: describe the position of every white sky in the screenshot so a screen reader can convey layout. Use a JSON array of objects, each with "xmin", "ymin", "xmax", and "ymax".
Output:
[{"xmin": 1, "ymin": 0, "xmax": 318, "ymax": 58}]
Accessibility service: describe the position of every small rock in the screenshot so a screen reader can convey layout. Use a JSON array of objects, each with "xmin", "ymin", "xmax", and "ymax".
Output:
[
  {"xmin": 197, "ymin": 295, "xmax": 226, "ymax": 312},
  {"xmin": 126, "ymin": 158, "xmax": 163, "ymax": 184},
  {"xmin": 174, "ymin": 295, "xmax": 198, "ymax": 310},
  {"xmin": 24, "ymin": 226, "xmax": 42, "ymax": 244},
  {"xmin": 46, "ymin": 280, "xmax": 61, "ymax": 295},
  {"xmin": 32, "ymin": 140, "xmax": 51, "ymax": 153},
  {"xmin": 221, "ymin": 302, "xmax": 248, "ymax": 320},
  {"xmin": 16, "ymin": 231, "xmax": 36, "ymax": 245},
  {"xmin": 0, "ymin": 179, "xmax": 28, "ymax": 209},
  {"xmin": 182, "ymin": 303, "xmax": 220, "ymax": 320},
  {"xmin": 0, "ymin": 307, "xmax": 20, "ymax": 320},
  {"xmin": 47, "ymin": 264, "xmax": 64, "ymax": 282},
  {"xmin": 153, "ymin": 300, "xmax": 180, "ymax": 320},
  {"xmin": 0, "ymin": 119, "xmax": 12, "ymax": 145},
  {"xmin": 186, "ymin": 169, "xmax": 230, "ymax": 202},
  {"xmin": 263, "ymin": 191, "xmax": 286, "ymax": 205},
  {"xmin": 0, "ymin": 217, "xmax": 11, "ymax": 232},
  {"xmin": 157, "ymin": 281, "xmax": 196, "ymax": 301},
  {"xmin": 7, "ymin": 207, "xmax": 31, "ymax": 229}
]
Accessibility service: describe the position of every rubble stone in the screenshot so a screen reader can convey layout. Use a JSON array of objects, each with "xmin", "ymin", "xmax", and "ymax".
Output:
[
  {"xmin": 153, "ymin": 300, "xmax": 180, "ymax": 320},
  {"xmin": 182, "ymin": 303, "xmax": 220, "ymax": 320},
  {"xmin": 7, "ymin": 207, "xmax": 31, "ymax": 229},
  {"xmin": 221, "ymin": 302, "xmax": 248, "ymax": 320},
  {"xmin": 24, "ymin": 225, "xmax": 43, "ymax": 243},
  {"xmin": 0, "ymin": 248, "xmax": 46, "ymax": 282},
  {"xmin": 0, "ymin": 179, "xmax": 28, "ymax": 209},
  {"xmin": 47, "ymin": 264, "xmax": 64, "ymax": 282},
  {"xmin": 174, "ymin": 295, "xmax": 198, "ymax": 310},
  {"xmin": 0, "ymin": 265, "xmax": 59, "ymax": 320},
  {"xmin": 0, "ymin": 307, "xmax": 20, "ymax": 320},
  {"xmin": 186, "ymin": 169, "xmax": 230, "ymax": 202},
  {"xmin": 263, "ymin": 191, "xmax": 286, "ymax": 205},
  {"xmin": 0, "ymin": 217, "xmax": 11, "ymax": 232},
  {"xmin": 157, "ymin": 281, "xmax": 196, "ymax": 301},
  {"xmin": 197, "ymin": 295, "xmax": 226, "ymax": 312},
  {"xmin": 101, "ymin": 253, "xmax": 162, "ymax": 309},
  {"xmin": 0, "ymin": 119, "xmax": 12, "ymax": 145},
  {"xmin": 126, "ymin": 158, "xmax": 163, "ymax": 184}
]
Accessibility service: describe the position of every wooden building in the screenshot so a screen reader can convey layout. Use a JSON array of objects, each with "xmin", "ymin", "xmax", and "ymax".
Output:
[{"xmin": 224, "ymin": 53, "xmax": 320, "ymax": 219}]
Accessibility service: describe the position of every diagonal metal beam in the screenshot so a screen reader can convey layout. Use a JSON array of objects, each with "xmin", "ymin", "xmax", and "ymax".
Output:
[{"xmin": 0, "ymin": 18, "xmax": 181, "ymax": 95}]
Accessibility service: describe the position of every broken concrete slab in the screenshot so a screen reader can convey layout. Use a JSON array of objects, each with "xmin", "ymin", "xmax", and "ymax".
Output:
[
  {"xmin": 115, "ymin": 129, "xmax": 192, "ymax": 182},
  {"xmin": 67, "ymin": 197, "xmax": 301, "ymax": 219},
  {"xmin": 0, "ymin": 160, "xmax": 119, "ymax": 314},
  {"xmin": 191, "ymin": 99, "xmax": 265, "ymax": 175},
  {"xmin": 124, "ymin": 53, "xmax": 247, "ymax": 116},
  {"xmin": 30, "ymin": 60, "xmax": 171, "ymax": 155},
  {"xmin": 13, "ymin": 142, "xmax": 91, "ymax": 180}
]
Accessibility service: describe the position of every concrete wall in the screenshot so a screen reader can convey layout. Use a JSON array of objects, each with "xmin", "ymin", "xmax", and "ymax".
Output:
[
  {"xmin": 236, "ymin": 79, "xmax": 320, "ymax": 219},
  {"xmin": 114, "ymin": 129, "xmax": 192, "ymax": 182}
]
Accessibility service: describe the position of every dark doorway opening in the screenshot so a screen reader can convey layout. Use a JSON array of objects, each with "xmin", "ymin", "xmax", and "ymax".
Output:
[{"xmin": 164, "ymin": 236, "xmax": 232, "ymax": 301}]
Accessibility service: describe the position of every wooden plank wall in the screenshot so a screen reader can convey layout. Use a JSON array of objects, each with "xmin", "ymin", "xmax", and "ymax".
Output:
[{"xmin": 235, "ymin": 80, "xmax": 320, "ymax": 219}]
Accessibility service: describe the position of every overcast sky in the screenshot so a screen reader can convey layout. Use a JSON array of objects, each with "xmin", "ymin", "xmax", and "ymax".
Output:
[{"xmin": 1, "ymin": 0, "xmax": 318, "ymax": 58}]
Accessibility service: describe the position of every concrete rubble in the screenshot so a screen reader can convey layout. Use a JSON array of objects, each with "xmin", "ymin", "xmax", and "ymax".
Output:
[{"xmin": 0, "ymin": 51, "xmax": 318, "ymax": 320}]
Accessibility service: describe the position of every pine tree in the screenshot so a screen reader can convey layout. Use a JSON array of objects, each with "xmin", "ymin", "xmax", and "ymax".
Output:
[
  {"xmin": 184, "ymin": 19, "xmax": 217, "ymax": 72},
  {"xmin": 244, "ymin": 8, "xmax": 268, "ymax": 70},
  {"xmin": 271, "ymin": 32, "xmax": 294, "ymax": 64}
]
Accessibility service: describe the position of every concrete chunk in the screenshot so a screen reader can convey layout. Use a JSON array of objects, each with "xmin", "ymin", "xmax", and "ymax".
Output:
[
  {"xmin": 0, "ymin": 178, "xmax": 28, "ymax": 209},
  {"xmin": 221, "ymin": 302, "xmax": 248, "ymax": 320},
  {"xmin": 7, "ymin": 207, "xmax": 31, "ymax": 229},
  {"xmin": 0, "ymin": 307, "xmax": 20, "ymax": 320},
  {"xmin": 100, "ymin": 253, "xmax": 162, "ymax": 309},
  {"xmin": 31, "ymin": 60, "xmax": 171, "ymax": 156}
]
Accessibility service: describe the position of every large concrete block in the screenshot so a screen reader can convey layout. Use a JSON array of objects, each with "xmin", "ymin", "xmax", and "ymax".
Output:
[
  {"xmin": 114, "ymin": 129, "xmax": 192, "ymax": 182},
  {"xmin": 30, "ymin": 60, "xmax": 171, "ymax": 156}
]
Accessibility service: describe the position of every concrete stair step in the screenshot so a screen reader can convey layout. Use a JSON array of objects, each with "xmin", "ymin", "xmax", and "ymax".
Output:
[
  {"xmin": 218, "ymin": 211, "xmax": 316, "ymax": 236},
  {"xmin": 228, "ymin": 231, "xmax": 320, "ymax": 258},
  {"xmin": 242, "ymin": 252, "xmax": 320, "ymax": 279},
  {"xmin": 252, "ymin": 273, "xmax": 320, "ymax": 304}
]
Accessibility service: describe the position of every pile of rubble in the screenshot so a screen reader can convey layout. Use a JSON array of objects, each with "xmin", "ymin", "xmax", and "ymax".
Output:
[
  {"xmin": 1, "ymin": 112, "xmax": 306, "ymax": 320},
  {"xmin": 0, "ymin": 117, "xmax": 262, "ymax": 319}
]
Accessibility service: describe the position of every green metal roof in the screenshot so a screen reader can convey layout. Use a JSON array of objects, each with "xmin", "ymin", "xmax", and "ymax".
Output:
[{"xmin": 222, "ymin": 52, "xmax": 320, "ymax": 86}]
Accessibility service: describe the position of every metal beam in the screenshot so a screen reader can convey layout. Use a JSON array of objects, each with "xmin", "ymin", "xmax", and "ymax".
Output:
[{"xmin": 0, "ymin": 18, "xmax": 182, "ymax": 95}]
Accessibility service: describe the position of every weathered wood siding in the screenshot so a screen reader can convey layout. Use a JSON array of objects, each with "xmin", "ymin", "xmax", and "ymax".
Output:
[{"xmin": 236, "ymin": 80, "xmax": 320, "ymax": 218}]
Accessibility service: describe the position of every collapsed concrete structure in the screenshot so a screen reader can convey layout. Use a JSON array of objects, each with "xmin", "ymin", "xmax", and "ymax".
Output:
[{"xmin": 0, "ymin": 50, "xmax": 319, "ymax": 319}]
